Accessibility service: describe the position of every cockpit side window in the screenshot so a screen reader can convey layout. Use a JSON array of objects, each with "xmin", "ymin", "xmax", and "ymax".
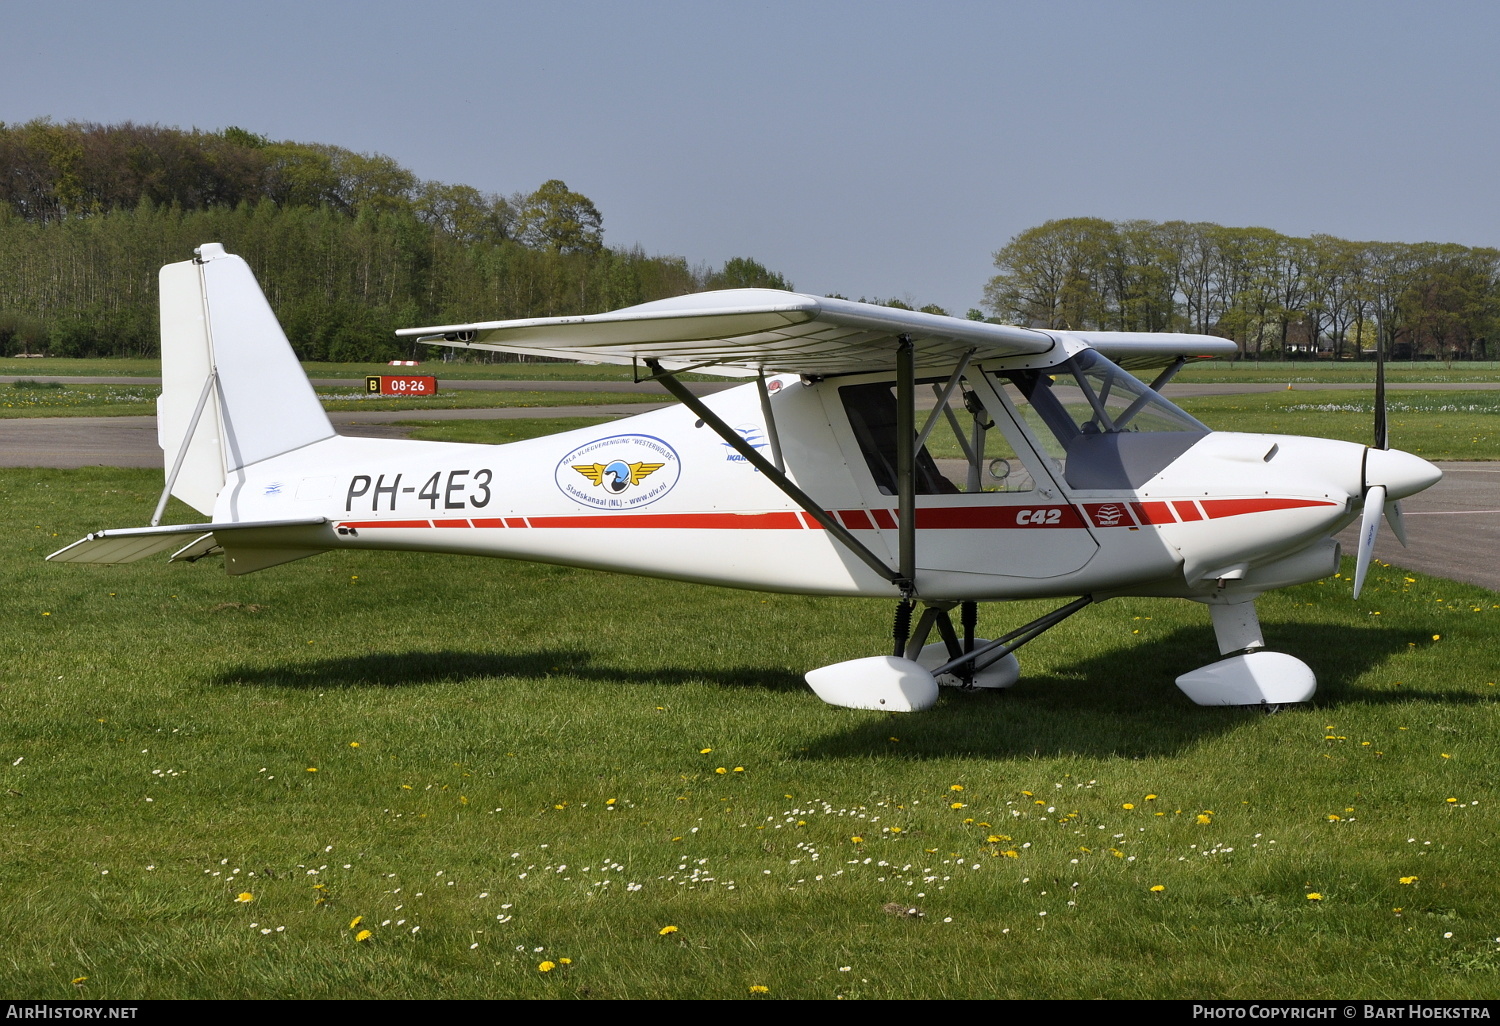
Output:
[
  {"xmin": 838, "ymin": 378, "xmax": 1036, "ymax": 497},
  {"xmin": 994, "ymin": 350, "xmax": 1209, "ymax": 490},
  {"xmin": 840, "ymin": 381, "xmax": 958, "ymax": 496}
]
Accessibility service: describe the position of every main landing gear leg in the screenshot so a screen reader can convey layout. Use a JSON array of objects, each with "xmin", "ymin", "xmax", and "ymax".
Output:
[
  {"xmin": 1174, "ymin": 596, "xmax": 1316, "ymax": 709},
  {"xmin": 805, "ymin": 599, "xmax": 1078, "ymax": 712},
  {"xmin": 899, "ymin": 601, "xmax": 1019, "ymax": 690}
]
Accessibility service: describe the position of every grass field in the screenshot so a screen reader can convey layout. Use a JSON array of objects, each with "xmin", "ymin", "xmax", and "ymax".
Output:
[
  {"xmin": 1176, "ymin": 390, "xmax": 1500, "ymax": 461},
  {"xmin": 1176, "ymin": 361, "xmax": 1500, "ymax": 384},
  {"xmin": 0, "ymin": 357, "xmax": 699, "ymax": 382},
  {"xmin": 8, "ymin": 356, "xmax": 1500, "ymax": 385},
  {"xmin": 347, "ymin": 390, "xmax": 1500, "ymax": 462},
  {"xmin": 4, "ymin": 463, "xmax": 1498, "ymax": 1000},
  {"xmin": 0, "ymin": 380, "xmax": 665, "ymax": 419},
  {"xmin": 398, "ymin": 417, "xmax": 617, "ymax": 445}
]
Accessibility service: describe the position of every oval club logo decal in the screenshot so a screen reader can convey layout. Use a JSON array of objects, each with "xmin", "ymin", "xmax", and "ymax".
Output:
[{"xmin": 555, "ymin": 434, "xmax": 682, "ymax": 509}]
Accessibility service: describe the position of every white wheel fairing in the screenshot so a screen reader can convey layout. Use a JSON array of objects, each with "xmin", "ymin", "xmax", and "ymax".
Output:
[
  {"xmin": 805, "ymin": 656, "xmax": 940, "ymax": 712},
  {"xmin": 1174, "ymin": 651, "xmax": 1316, "ymax": 706}
]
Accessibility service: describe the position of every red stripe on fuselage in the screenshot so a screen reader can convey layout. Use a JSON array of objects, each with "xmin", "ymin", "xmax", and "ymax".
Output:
[
  {"xmin": 526, "ymin": 511, "xmax": 804, "ymax": 530},
  {"xmin": 334, "ymin": 496, "xmax": 1336, "ymax": 533},
  {"xmin": 1199, "ymin": 497, "xmax": 1339, "ymax": 518},
  {"xmin": 1131, "ymin": 501, "xmax": 1177, "ymax": 525}
]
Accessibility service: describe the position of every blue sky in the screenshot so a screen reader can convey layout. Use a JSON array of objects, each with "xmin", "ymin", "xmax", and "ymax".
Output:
[{"xmin": 6, "ymin": 1, "xmax": 1499, "ymax": 315}]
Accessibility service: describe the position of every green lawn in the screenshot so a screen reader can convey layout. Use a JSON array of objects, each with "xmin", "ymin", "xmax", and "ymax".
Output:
[
  {"xmin": 397, "ymin": 418, "xmax": 618, "ymax": 445},
  {"xmin": 11, "ymin": 355, "xmax": 1500, "ymax": 385},
  {"xmin": 4, "ymin": 468, "xmax": 1497, "ymax": 999},
  {"xmin": 0, "ymin": 381, "xmax": 665, "ymax": 419},
  {"xmin": 1178, "ymin": 390, "xmax": 1500, "ymax": 461},
  {"xmin": 0, "ymin": 357, "xmax": 712, "ymax": 382},
  {"xmin": 1176, "ymin": 360, "xmax": 1500, "ymax": 385}
]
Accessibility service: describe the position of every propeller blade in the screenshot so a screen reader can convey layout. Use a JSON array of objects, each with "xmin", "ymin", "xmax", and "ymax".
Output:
[
  {"xmin": 1386, "ymin": 499, "xmax": 1408, "ymax": 548},
  {"xmin": 1353, "ymin": 484, "xmax": 1386, "ymax": 599},
  {"xmin": 1373, "ymin": 335, "xmax": 1388, "ymax": 450}
]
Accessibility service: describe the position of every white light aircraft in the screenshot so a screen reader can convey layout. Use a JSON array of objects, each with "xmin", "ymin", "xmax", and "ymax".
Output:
[{"xmin": 49, "ymin": 244, "xmax": 1442, "ymax": 712}]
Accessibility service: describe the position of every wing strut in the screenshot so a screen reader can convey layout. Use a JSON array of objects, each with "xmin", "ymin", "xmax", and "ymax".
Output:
[
  {"xmin": 755, "ymin": 373, "xmax": 786, "ymax": 474},
  {"xmin": 895, "ymin": 334, "xmax": 916, "ymax": 590},
  {"xmin": 644, "ymin": 359, "xmax": 904, "ymax": 590},
  {"xmin": 1148, "ymin": 356, "xmax": 1187, "ymax": 393}
]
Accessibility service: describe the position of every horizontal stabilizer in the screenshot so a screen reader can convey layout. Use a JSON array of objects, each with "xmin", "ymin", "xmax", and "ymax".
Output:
[{"xmin": 47, "ymin": 518, "xmax": 330, "ymax": 565}]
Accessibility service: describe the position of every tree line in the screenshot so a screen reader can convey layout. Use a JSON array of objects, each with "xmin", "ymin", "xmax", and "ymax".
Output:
[
  {"xmin": 0, "ymin": 120, "xmax": 791, "ymax": 359},
  {"xmin": 984, "ymin": 218, "xmax": 1500, "ymax": 361}
]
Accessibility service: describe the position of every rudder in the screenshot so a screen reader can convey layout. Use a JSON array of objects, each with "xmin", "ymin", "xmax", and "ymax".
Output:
[{"xmin": 157, "ymin": 243, "xmax": 334, "ymax": 516}]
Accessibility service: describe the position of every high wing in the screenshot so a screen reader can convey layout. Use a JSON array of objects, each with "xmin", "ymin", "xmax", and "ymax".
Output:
[
  {"xmin": 398, "ymin": 289, "xmax": 1056, "ymax": 377},
  {"xmin": 397, "ymin": 289, "xmax": 1234, "ymax": 376},
  {"xmin": 1062, "ymin": 330, "xmax": 1239, "ymax": 370}
]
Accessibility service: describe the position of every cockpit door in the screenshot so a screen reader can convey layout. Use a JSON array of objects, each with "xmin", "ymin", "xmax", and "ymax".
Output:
[{"xmin": 827, "ymin": 369, "xmax": 1100, "ymax": 581}]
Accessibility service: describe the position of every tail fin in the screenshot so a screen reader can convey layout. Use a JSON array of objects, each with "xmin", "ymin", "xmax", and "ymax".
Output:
[{"xmin": 157, "ymin": 243, "xmax": 334, "ymax": 515}]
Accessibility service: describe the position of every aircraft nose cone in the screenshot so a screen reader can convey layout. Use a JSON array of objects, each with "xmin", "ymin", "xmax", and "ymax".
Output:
[{"xmin": 1365, "ymin": 447, "xmax": 1442, "ymax": 501}]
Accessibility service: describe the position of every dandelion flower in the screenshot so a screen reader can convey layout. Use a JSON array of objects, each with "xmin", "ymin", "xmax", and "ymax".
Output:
[
  {"xmin": 355, "ymin": 930, "xmax": 372, "ymax": 942},
  {"xmin": 349, "ymin": 742, "xmax": 360, "ymax": 748},
  {"xmin": 235, "ymin": 892, "xmax": 254, "ymax": 903},
  {"xmin": 1150, "ymin": 885, "xmax": 1165, "ymax": 892},
  {"xmin": 306, "ymin": 767, "xmax": 317, "ymax": 773},
  {"xmin": 851, "ymin": 836, "xmax": 864, "ymax": 843},
  {"xmin": 1306, "ymin": 892, "xmax": 1323, "ymax": 901},
  {"xmin": 1122, "ymin": 803, "xmax": 1135, "ymax": 810},
  {"xmin": 950, "ymin": 802, "xmax": 966, "ymax": 809},
  {"xmin": 659, "ymin": 925, "xmax": 679, "ymax": 936},
  {"xmin": 349, "ymin": 916, "xmax": 363, "ymax": 929},
  {"xmin": 1195, "ymin": 814, "xmax": 1212, "ymax": 825},
  {"xmin": 1145, "ymin": 794, "xmax": 1157, "ymax": 801},
  {"xmin": 715, "ymin": 767, "xmax": 727, "ymax": 774},
  {"xmin": 699, "ymin": 748, "xmax": 712, "ymax": 754},
  {"xmin": 538, "ymin": 961, "xmax": 556, "ymax": 972},
  {"xmin": 71, "ymin": 977, "xmax": 87, "ymax": 985},
  {"xmin": 749, "ymin": 985, "xmax": 770, "ymax": 994},
  {"xmin": 950, "ymin": 785, "xmax": 964, "ymax": 792},
  {"xmin": 559, "ymin": 958, "xmax": 572, "ymax": 965},
  {"xmin": 1400, "ymin": 877, "xmax": 1418, "ymax": 885}
]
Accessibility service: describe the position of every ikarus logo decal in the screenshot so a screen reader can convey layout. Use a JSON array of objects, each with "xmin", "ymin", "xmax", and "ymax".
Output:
[
  {"xmin": 556, "ymin": 434, "xmax": 682, "ymax": 509},
  {"xmin": 722, "ymin": 425, "xmax": 769, "ymax": 468}
]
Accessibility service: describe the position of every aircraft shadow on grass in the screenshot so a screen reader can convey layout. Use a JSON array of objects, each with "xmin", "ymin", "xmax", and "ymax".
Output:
[
  {"xmin": 212, "ymin": 649, "xmax": 802, "ymax": 694},
  {"xmin": 212, "ymin": 623, "xmax": 1477, "ymax": 762},
  {"xmin": 800, "ymin": 622, "xmax": 1482, "ymax": 761}
]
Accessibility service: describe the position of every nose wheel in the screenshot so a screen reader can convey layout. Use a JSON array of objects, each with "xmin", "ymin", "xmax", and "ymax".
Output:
[{"xmin": 1176, "ymin": 598, "xmax": 1316, "ymax": 707}]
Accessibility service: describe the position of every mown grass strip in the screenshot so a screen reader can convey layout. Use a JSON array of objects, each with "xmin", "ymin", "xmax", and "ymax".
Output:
[
  {"xmin": 0, "ymin": 385, "xmax": 666, "ymax": 419},
  {"xmin": 4, "ymin": 468, "xmax": 1497, "ymax": 999},
  {"xmin": 1177, "ymin": 390, "xmax": 1500, "ymax": 460}
]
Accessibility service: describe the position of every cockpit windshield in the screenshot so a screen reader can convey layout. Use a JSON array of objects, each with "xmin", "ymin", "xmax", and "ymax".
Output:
[{"xmin": 994, "ymin": 349, "xmax": 1209, "ymax": 489}]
